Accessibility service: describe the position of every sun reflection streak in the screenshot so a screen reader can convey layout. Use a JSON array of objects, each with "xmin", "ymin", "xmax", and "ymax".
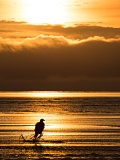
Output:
[{"xmin": 0, "ymin": 91, "xmax": 120, "ymax": 98}]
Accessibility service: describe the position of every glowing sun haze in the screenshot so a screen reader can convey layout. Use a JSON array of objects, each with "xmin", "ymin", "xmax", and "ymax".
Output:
[
  {"xmin": 22, "ymin": 0, "xmax": 68, "ymax": 24},
  {"xmin": 0, "ymin": 0, "xmax": 120, "ymax": 26}
]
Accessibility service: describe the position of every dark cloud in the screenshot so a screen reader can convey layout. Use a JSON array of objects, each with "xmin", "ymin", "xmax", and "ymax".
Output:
[
  {"xmin": 0, "ymin": 31, "xmax": 120, "ymax": 91},
  {"xmin": 0, "ymin": 21, "xmax": 120, "ymax": 40}
]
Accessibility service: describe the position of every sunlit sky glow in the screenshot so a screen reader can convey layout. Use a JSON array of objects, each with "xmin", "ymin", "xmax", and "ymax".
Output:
[
  {"xmin": 22, "ymin": 0, "xmax": 68, "ymax": 24},
  {"xmin": 0, "ymin": 0, "xmax": 120, "ymax": 91},
  {"xmin": 0, "ymin": 0, "xmax": 120, "ymax": 26}
]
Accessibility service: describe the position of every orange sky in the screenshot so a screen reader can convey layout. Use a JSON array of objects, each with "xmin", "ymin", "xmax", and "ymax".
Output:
[
  {"xmin": 0, "ymin": 0, "xmax": 120, "ymax": 27},
  {"xmin": 0, "ymin": 0, "xmax": 120, "ymax": 91}
]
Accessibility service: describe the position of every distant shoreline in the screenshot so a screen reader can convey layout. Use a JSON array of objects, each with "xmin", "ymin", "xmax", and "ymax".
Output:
[{"xmin": 0, "ymin": 91, "xmax": 120, "ymax": 98}]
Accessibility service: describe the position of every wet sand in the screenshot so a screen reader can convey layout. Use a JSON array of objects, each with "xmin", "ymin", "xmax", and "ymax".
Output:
[{"xmin": 0, "ymin": 93, "xmax": 120, "ymax": 159}]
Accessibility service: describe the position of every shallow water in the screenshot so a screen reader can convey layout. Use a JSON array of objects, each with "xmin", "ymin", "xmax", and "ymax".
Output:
[{"xmin": 0, "ymin": 92, "xmax": 120, "ymax": 159}]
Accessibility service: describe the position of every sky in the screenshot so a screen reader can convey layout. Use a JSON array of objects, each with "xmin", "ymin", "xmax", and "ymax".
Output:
[
  {"xmin": 0, "ymin": 0, "xmax": 120, "ymax": 26},
  {"xmin": 0, "ymin": 0, "xmax": 120, "ymax": 91}
]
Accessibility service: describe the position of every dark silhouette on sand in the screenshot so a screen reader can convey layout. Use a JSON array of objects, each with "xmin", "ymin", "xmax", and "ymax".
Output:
[{"xmin": 34, "ymin": 119, "xmax": 45, "ymax": 139}]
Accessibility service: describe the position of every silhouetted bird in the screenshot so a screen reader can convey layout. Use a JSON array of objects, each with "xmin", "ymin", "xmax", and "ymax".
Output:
[{"xmin": 34, "ymin": 119, "xmax": 45, "ymax": 139}]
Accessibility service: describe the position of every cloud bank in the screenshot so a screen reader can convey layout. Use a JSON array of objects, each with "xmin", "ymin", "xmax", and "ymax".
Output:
[{"xmin": 0, "ymin": 22, "xmax": 120, "ymax": 91}]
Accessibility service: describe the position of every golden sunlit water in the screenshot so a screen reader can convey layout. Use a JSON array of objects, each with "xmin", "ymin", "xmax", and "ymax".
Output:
[
  {"xmin": 0, "ymin": 92, "xmax": 120, "ymax": 159},
  {"xmin": 0, "ymin": 91, "xmax": 120, "ymax": 98}
]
